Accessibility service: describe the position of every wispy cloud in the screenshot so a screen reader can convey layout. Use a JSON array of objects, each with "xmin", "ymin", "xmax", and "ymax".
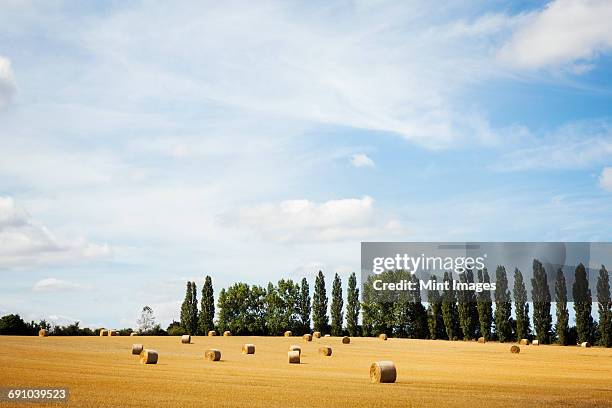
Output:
[
  {"xmin": 350, "ymin": 153, "xmax": 375, "ymax": 168},
  {"xmin": 599, "ymin": 167, "xmax": 612, "ymax": 191},
  {"xmin": 0, "ymin": 56, "xmax": 16, "ymax": 110},
  {"xmin": 33, "ymin": 278, "xmax": 89, "ymax": 293}
]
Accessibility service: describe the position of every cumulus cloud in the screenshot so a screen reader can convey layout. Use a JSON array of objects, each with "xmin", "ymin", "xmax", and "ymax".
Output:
[
  {"xmin": 33, "ymin": 278, "xmax": 89, "ymax": 292},
  {"xmin": 350, "ymin": 153, "xmax": 375, "ymax": 168},
  {"xmin": 0, "ymin": 56, "xmax": 16, "ymax": 109},
  {"xmin": 499, "ymin": 0, "xmax": 612, "ymax": 69},
  {"xmin": 599, "ymin": 167, "xmax": 612, "ymax": 191},
  {"xmin": 0, "ymin": 197, "xmax": 110, "ymax": 268},
  {"xmin": 236, "ymin": 196, "xmax": 402, "ymax": 243}
]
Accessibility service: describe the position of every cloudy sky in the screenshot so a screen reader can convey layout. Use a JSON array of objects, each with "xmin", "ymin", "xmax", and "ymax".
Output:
[{"xmin": 1, "ymin": 0, "xmax": 612, "ymax": 328}]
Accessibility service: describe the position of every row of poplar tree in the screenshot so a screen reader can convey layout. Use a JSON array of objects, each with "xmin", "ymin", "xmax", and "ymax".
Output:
[{"xmin": 179, "ymin": 260, "xmax": 612, "ymax": 347}]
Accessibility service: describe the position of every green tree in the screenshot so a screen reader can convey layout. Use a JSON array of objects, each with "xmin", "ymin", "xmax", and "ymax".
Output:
[
  {"xmin": 189, "ymin": 281, "xmax": 198, "ymax": 334},
  {"xmin": 216, "ymin": 288, "xmax": 229, "ymax": 332},
  {"xmin": 166, "ymin": 321, "xmax": 186, "ymax": 336},
  {"xmin": 476, "ymin": 268, "xmax": 493, "ymax": 340},
  {"xmin": 441, "ymin": 271, "xmax": 461, "ymax": 340},
  {"xmin": 312, "ymin": 271, "xmax": 329, "ymax": 333},
  {"xmin": 457, "ymin": 270, "xmax": 478, "ymax": 340},
  {"xmin": 298, "ymin": 278, "xmax": 311, "ymax": 334},
  {"xmin": 277, "ymin": 279, "xmax": 300, "ymax": 333},
  {"xmin": 330, "ymin": 273, "xmax": 344, "ymax": 336},
  {"xmin": 215, "ymin": 282, "xmax": 267, "ymax": 335},
  {"xmin": 573, "ymin": 263, "xmax": 593, "ymax": 344},
  {"xmin": 427, "ymin": 275, "xmax": 446, "ymax": 340},
  {"xmin": 513, "ymin": 268, "xmax": 530, "ymax": 340},
  {"xmin": 180, "ymin": 281, "xmax": 193, "ymax": 333},
  {"xmin": 555, "ymin": 268, "xmax": 570, "ymax": 345},
  {"xmin": 597, "ymin": 265, "xmax": 611, "ymax": 347},
  {"xmin": 198, "ymin": 275, "xmax": 215, "ymax": 335},
  {"xmin": 0, "ymin": 314, "xmax": 32, "ymax": 335},
  {"xmin": 531, "ymin": 259, "xmax": 552, "ymax": 344},
  {"xmin": 409, "ymin": 273, "xmax": 429, "ymax": 339},
  {"xmin": 265, "ymin": 282, "xmax": 283, "ymax": 335},
  {"xmin": 346, "ymin": 272, "xmax": 360, "ymax": 337},
  {"xmin": 494, "ymin": 266, "xmax": 512, "ymax": 342}
]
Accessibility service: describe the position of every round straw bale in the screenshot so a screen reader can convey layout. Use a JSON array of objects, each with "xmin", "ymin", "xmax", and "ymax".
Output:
[
  {"xmin": 99, "ymin": 329, "xmax": 107, "ymax": 336},
  {"xmin": 532, "ymin": 340, "xmax": 539, "ymax": 346},
  {"xmin": 284, "ymin": 331, "xmax": 292, "ymax": 337},
  {"xmin": 288, "ymin": 350, "xmax": 300, "ymax": 364},
  {"xmin": 379, "ymin": 333, "xmax": 388, "ymax": 341},
  {"xmin": 519, "ymin": 338, "xmax": 529, "ymax": 345},
  {"xmin": 313, "ymin": 331, "xmax": 321, "ymax": 338},
  {"xmin": 342, "ymin": 336, "xmax": 350, "ymax": 344},
  {"xmin": 223, "ymin": 331, "xmax": 231, "ymax": 336},
  {"xmin": 477, "ymin": 337, "xmax": 486, "ymax": 343},
  {"xmin": 242, "ymin": 344, "xmax": 255, "ymax": 354},
  {"xmin": 289, "ymin": 345, "xmax": 301, "ymax": 355},
  {"xmin": 581, "ymin": 342, "xmax": 591, "ymax": 348},
  {"xmin": 140, "ymin": 349, "xmax": 158, "ymax": 364},
  {"xmin": 132, "ymin": 344, "xmax": 144, "ymax": 355},
  {"xmin": 370, "ymin": 361, "xmax": 396, "ymax": 383},
  {"xmin": 205, "ymin": 349, "xmax": 222, "ymax": 361},
  {"xmin": 303, "ymin": 333, "xmax": 312, "ymax": 342},
  {"xmin": 318, "ymin": 346, "xmax": 332, "ymax": 356},
  {"xmin": 510, "ymin": 345, "xmax": 520, "ymax": 354},
  {"xmin": 208, "ymin": 330, "xmax": 217, "ymax": 336},
  {"xmin": 38, "ymin": 329, "xmax": 48, "ymax": 337},
  {"xmin": 130, "ymin": 332, "xmax": 138, "ymax": 336},
  {"xmin": 181, "ymin": 334, "xmax": 191, "ymax": 344}
]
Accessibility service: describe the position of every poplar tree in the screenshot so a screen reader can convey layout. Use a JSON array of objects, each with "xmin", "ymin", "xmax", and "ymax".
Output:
[
  {"xmin": 180, "ymin": 282, "xmax": 194, "ymax": 333},
  {"xmin": 427, "ymin": 275, "xmax": 446, "ymax": 340},
  {"xmin": 555, "ymin": 268, "xmax": 569, "ymax": 345},
  {"xmin": 494, "ymin": 266, "xmax": 512, "ymax": 342},
  {"xmin": 531, "ymin": 259, "xmax": 552, "ymax": 344},
  {"xmin": 312, "ymin": 271, "xmax": 329, "ymax": 333},
  {"xmin": 330, "ymin": 274, "xmax": 344, "ymax": 336},
  {"xmin": 476, "ymin": 268, "xmax": 493, "ymax": 340},
  {"xmin": 189, "ymin": 281, "xmax": 198, "ymax": 334},
  {"xmin": 441, "ymin": 271, "xmax": 461, "ymax": 340},
  {"xmin": 597, "ymin": 265, "xmax": 611, "ymax": 347},
  {"xmin": 198, "ymin": 275, "xmax": 215, "ymax": 335},
  {"xmin": 298, "ymin": 277, "xmax": 311, "ymax": 334},
  {"xmin": 457, "ymin": 270, "xmax": 479, "ymax": 340},
  {"xmin": 573, "ymin": 263, "xmax": 593, "ymax": 344},
  {"xmin": 346, "ymin": 272, "xmax": 360, "ymax": 337},
  {"xmin": 513, "ymin": 268, "xmax": 530, "ymax": 341},
  {"xmin": 409, "ymin": 273, "xmax": 429, "ymax": 339}
]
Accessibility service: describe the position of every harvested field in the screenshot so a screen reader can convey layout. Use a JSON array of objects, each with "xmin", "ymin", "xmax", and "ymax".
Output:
[{"xmin": 0, "ymin": 336, "xmax": 611, "ymax": 407}]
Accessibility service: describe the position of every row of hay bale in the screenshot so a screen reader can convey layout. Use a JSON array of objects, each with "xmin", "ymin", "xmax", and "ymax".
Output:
[{"xmin": 99, "ymin": 329, "xmax": 120, "ymax": 336}]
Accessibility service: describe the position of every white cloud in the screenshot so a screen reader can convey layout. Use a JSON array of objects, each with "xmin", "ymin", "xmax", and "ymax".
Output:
[
  {"xmin": 599, "ymin": 167, "xmax": 612, "ymax": 191},
  {"xmin": 33, "ymin": 278, "xmax": 88, "ymax": 293},
  {"xmin": 350, "ymin": 153, "xmax": 375, "ymax": 168},
  {"xmin": 0, "ymin": 56, "xmax": 16, "ymax": 109},
  {"xmin": 499, "ymin": 0, "xmax": 612, "ymax": 69},
  {"xmin": 0, "ymin": 197, "xmax": 110, "ymax": 268},
  {"xmin": 236, "ymin": 196, "xmax": 402, "ymax": 243}
]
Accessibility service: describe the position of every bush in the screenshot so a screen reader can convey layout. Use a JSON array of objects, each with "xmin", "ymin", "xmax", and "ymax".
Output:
[{"xmin": 167, "ymin": 321, "xmax": 186, "ymax": 336}]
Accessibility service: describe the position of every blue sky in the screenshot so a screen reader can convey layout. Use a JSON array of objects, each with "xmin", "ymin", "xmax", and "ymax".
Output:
[{"xmin": 1, "ymin": 0, "xmax": 612, "ymax": 328}]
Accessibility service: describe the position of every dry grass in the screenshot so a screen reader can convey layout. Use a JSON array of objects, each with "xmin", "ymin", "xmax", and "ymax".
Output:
[{"xmin": 1, "ymin": 336, "xmax": 611, "ymax": 407}]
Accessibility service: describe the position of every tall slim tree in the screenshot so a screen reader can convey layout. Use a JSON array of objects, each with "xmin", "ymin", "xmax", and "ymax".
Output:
[
  {"xmin": 330, "ymin": 274, "xmax": 344, "ymax": 336},
  {"xmin": 441, "ymin": 271, "xmax": 461, "ymax": 340},
  {"xmin": 409, "ymin": 273, "xmax": 429, "ymax": 339},
  {"xmin": 198, "ymin": 275, "xmax": 215, "ymax": 335},
  {"xmin": 457, "ymin": 270, "xmax": 479, "ymax": 340},
  {"xmin": 427, "ymin": 275, "xmax": 446, "ymax": 340},
  {"xmin": 597, "ymin": 265, "xmax": 611, "ymax": 347},
  {"xmin": 555, "ymin": 268, "xmax": 570, "ymax": 345},
  {"xmin": 189, "ymin": 281, "xmax": 198, "ymax": 334},
  {"xmin": 346, "ymin": 272, "xmax": 360, "ymax": 337},
  {"xmin": 494, "ymin": 266, "xmax": 512, "ymax": 342},
  {"xmin": 531, "ymin": 259, "xmax": 552, "ymax": 344},
  {"xmin": 298, "ymin": 278, "xmax": 311, "ymax": 334},
  {"xmin": 312, "ymin": 271, "xmax": 329, "ymax": 333},
  {"xmin": 180, "ymin": 282, "xmax": 194, "ymax": 334},
  {"xmin": 573, "ymin": 263, "xmax": 593, "ymax": 344},
  {"xmin": 513, "ymin": 268, "xmax": 530, "ymax": 341},
  {"xmin": 476, "ymin": 268, "xmax": 493, "ymax": 340}
]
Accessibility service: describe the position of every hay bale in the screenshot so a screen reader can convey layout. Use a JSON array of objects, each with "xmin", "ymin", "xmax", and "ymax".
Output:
[
  {"xmin": 99, "ymin": 329, "xmax": 107, "ymax": 336},
  {"xmin": 140, "ymin": 349, "xmax": 158, "ymax": 364},
  {"xmin": 370, "ymin": 361, "xmax": 396, "ymax": 383},
  {"xmin": 477, "ymin": 337, "xmax": 486, "ymax": 343},
  {"xmin": 289, "ymin": 345, "xmax": 301, "ymax": 355},
  {"xmin": 581, "ymin": 342, "xmax": 591, "ymax": 348},
  {"xmin": 342, "ymin": 336, "xmax": 350, "ymax": 344},
  {"xmin": 223, "ymin": 331, "xmax": 232, "ymax": 337},
  {"xmin": 108, "ymin": 330, "xmax": 119, "ymax": 336},
  {"xmin": 313, "ymin": 331, "xmax": 321, "ymax": 338},
  {"xmin": 318, "ymin": 346, "xmax": 332, "ymax": 356},
  {"xmin": 519, "ymin": 338, "xmax": 530, "ymax": 345},
  {"xmin": 38, "ymin": 329, "xmax": 48, "ymax": 337},
  {"xmin": 288, "ymin": 350, "xmax": 300, "ymax": 364},
  {"xmin": 379, "ymin": 333, "xmax": 388, "ymax": 341},
  {"xmin": 132, "ymin": 344, "xmax": 143, "ymax": 355},
  {"xmin": 205, "ymin": 349, "xmax": 221, "ymax": 361},
  {"xmin": 242, "ymin": 344, "xmax": 255, "ymax": 354},
  {"xmin": 303, "ymin": 333, "xmax": 312, "ymax": 342},
  {"xmin": 284, "ymin": 331, "xmax": 292, "ymax": 337},
  {"xmin": 181, "ymin": 334, "xmax": 191, "ymax": 344},
  {"xmin": 208, "ymin": 330, "xmax": 217, "ymax": 336},
  {"xmin": 510, "ymin": 345, "xmax": 520, "ymax": 354},
  {"xmin": 532, "ymin": 340, "xmax": 539, "ymax": 346},
  {"xmin": 130, "ymin": 333, "xmax": 138, "ymax": 336}
]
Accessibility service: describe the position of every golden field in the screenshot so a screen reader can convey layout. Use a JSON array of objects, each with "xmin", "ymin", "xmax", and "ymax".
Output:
[{"xmin": 0, "ymin": 335, "xmax": 611, "ymax": 407}]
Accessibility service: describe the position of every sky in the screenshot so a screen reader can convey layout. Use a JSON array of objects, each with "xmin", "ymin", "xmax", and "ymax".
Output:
[{"xmin": 1, "ymin": 0, "xmax": 612, "ymax": 329}]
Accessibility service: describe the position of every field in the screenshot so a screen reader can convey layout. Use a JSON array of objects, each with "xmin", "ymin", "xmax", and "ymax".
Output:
[{"xmin": 1, "ymin": 335, "xmax": 611, "ymax": 407}]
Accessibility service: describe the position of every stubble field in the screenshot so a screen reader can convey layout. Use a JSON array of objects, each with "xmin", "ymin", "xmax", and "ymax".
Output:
[{"xmin": 0, "ymin": 335, "xmax": 611, "ymax": 407}]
